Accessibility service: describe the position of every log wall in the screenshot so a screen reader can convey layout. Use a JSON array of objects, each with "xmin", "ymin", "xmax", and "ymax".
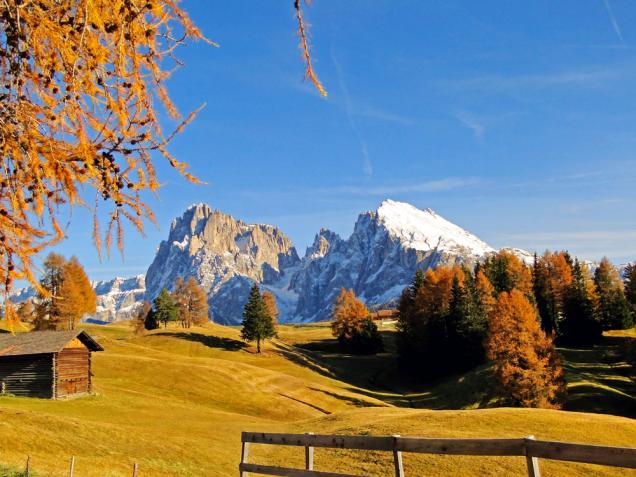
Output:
[
  {"xmin": 0, "ymin": 353, "xmax": 54, "ymax": 398},
  {"xmin": 56, "ymin": 348, "xmax": 90, "ymax": 398}
]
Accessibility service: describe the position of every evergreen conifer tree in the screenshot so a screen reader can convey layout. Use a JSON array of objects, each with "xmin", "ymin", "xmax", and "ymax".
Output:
[
  {"xmin": 241, "ymin": 284, "xmax": 276, "ymax": 353},
  {"xmin": 153, "ymin": 288, "xmax": 179, "ymax": 328},
  {"xmin": 624, "ymin": 263, "xmax": 636, "ymax": 314},
  {"xmin": 144, "ymin": 307, "xmax": 160, "ymax": 330},
  {"xmin": 594, "ymin": 258, "xmax": 634, "ymax": 330},
  {"xmin": 560, "ymin": 260, "xmax": 601, "ymax": 346}
]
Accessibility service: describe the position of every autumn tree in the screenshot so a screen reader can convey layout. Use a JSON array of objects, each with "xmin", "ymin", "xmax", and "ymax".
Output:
[
  {"xmin": 560, "ymin": 260, "xmax": 601, "ymax": 346},
  {"xmin": 331, "ymin": 288, "xmax": 382, "ymax": 354},
  {"xmin": 15, "ymin": 299, "xmax": 36, "ymax": 324},
  {"xmin": 57, "ymin": 256, "xmax": 97, "ymax": 330},
  {"xmin": 132, "ymin": 300, "xmax": 151, "ymax": 334},
  {"xmin": 152, "ymin": 288, "xmax": 178, "ymax": 328},
  {"xmin": 241, "ymin": 284, "xmax": 276, "ymax": 353},
  {"xmin": 0, "ymin": 0, "xmax": 326, "ymax": 327},
  {"xmin": 397, "ymin": 265, "xmax": 488, "ymax": 375},
  {"xmin": 486, "ymin": 290, "xmax": 566, "ymax": 409},
  {"xmin": 33, "ymin": 253, "xmax": 95, "ymax": 330},
  {"xmin": 482, "ymin": 251, "xmax": 533, "ymax": 297},
  {"xmin": 533, "ymin": 251, "xmax": 573, "ymax": 335},
  {"xmin": 594, "ymin": 257, "xmax": 633, "ymax": 330},
  {"xmin": 262, "ymin": 291, "xmax": 279, "ymax": 325},
  {"xmin": 173, "ymin": 276, "xmax": 209, "ymax": 328}
]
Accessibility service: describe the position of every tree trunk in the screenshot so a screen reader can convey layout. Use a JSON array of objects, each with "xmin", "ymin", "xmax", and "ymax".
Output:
[{"xmin": 257, "ymin": 339, "xmax": 261, "ymax": 354}]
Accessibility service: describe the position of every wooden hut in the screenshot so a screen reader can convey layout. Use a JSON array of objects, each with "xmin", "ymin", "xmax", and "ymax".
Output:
[{"xmin": 0, "ymin": 330, "xmax": 103, "ymax": 399}]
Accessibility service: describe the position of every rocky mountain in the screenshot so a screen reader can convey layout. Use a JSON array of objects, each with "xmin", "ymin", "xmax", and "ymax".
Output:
[
  {"xmin": 91, "ymin": 275, "xmax": 146, "ymax": 323},
  {"xmin": 289, "ymin": 200, "xmax": 496, "ymax": 322},
  {"xmin": 144, "ymin": 200, "xmax": 520, "ymax": 324},
  {"xmin": 144, "ymin": 203, "xmax": 300, "ymax": 324},
  {"xmin": 9, "ymin": 275, "xmax": 146, "ymax": 324}
]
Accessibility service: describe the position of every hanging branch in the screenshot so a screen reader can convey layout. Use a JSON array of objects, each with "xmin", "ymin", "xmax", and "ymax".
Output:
[{"xmin": 294, "ymin": 0, "xmax": 327, "ymax": 97}]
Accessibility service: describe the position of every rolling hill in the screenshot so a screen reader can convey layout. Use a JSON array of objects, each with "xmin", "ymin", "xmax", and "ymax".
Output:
[{"xmin": 0, "ymin": 323, "xmax": 634, "ymax": 476}]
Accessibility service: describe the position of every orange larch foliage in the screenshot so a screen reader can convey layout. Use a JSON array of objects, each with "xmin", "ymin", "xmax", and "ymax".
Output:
[
  {"xmin": 262, "ymin": 290, "xmax": 279, "ymax": 325},
  {"xmin": 486, "ymin": 289, "xmax": 566, "ymax": 409},
  {"xmin": 475, "ymin": 269, "xmax": 496, "ymax": 314},
  {"xmin": 331, "ymin": 288, "xmax": 369, "ymax": 340},
  {"xmin": 0, "ymin": 0, "xmax": 212, "ymax": 325},
  {"xmin": 1, "ymin": 1, "xmax": 325, "ymax": 327},
  {"xmin": 413, "ymin": 265, "xmax": 465, "ymax": 317}
]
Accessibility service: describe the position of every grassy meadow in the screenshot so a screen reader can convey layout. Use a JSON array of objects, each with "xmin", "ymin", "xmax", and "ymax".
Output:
[{"xmin": 0, "ymin": 322, "xmax": 634, "ymax": 476}]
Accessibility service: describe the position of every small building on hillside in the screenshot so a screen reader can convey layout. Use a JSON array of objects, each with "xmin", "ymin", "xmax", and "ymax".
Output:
[
  {"xmin": 0, "ymin": 330, "xmax": 103, "ymax": 399},
  {"xmin": 369, "ymin": 309, "xmax": 399, "ymax": 325}
]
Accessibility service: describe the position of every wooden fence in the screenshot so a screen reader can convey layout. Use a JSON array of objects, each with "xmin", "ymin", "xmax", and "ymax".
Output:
[
  {"xmin": 7, "ymin": 455, "xmax": 140, "ymax": 476},
  {"xmin": 239, "ymin": 431, "xmax": 636, "ymax": 477}
]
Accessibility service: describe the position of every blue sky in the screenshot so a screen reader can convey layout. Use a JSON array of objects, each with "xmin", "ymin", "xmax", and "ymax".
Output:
[{"xmin": 49, "ymin": 0, "xmax": 636, "ymax": 280}]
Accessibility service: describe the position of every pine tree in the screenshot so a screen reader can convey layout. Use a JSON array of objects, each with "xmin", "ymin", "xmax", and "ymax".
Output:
[
  {"xmin": 241, "ymin": 284, "xmax": 276, "ymax": 353},
  {"xmin": 560, "ymin": 260, "xmax": 601, "ymax": 346},
  {"xmin": 486, "ymin": 290, "xmax": 566, "ymax": 408},
  {"xmin": 144, "ymin": 307, "xmax": 160, "ymax": 331},
  {"xmin": 594, "ymin": 257, "xmax": 634, "ymax": 330},
  {"xmin": 448, "ymin": 272, "xmax": 489, "ymax": 370},
  {"xmin": 153, "ymin": 288, "xmax": 179, "ymax": 329},
  {"xmin": 133, "ymin": 301, "xmax": 152, "ymax": 335},
  {"xmin": 624, "ymin": 263, "xmax": 636, "ymax": 314},
  {"xmin": 34, "ymin": 253, "xmax": 66, "ymax": 329},
  {"xmin": 262, "ymin": 291, "xmax": 279, "ymax": 325},
  {"xmin": 483, "ymin": 251, "xmax": 533, "ymax": 296}
]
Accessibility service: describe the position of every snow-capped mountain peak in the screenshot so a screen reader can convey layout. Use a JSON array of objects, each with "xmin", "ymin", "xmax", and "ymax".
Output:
[{"xmin": 376, "ymin": 199, "xmax": 494, "ymax": 256}]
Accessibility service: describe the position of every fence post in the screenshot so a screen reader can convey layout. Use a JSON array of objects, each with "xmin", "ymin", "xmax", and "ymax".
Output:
[
  {"xmin": 240, "ymin": 438, "xmax": 250, "ymax": 477},
  {"xmin": 305, "ymin": 432, "xmax": 314, "ymax": 470},
  {"xmin": 524, "ymin": 435, "xmax": 541, "ymax": 477},
  {"xmin": 69, "ymin": 456, "xmax": 75, "ymax": 477},
  {"xmin": 25, "ymin": 455, "xmax": 31, "ymax": 477},
  {"xmin": 392, "ymin": 435, "xmax": 405, "ymax": 477},
  {"xmin": 132, "ymin": 462, "xmax": 138, "ymax": 477}
]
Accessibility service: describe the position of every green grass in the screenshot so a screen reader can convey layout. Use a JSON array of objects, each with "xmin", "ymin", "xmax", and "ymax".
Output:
[{"xmin": 0, "ymin": 322, "xmax": 634, "ymax": 476}]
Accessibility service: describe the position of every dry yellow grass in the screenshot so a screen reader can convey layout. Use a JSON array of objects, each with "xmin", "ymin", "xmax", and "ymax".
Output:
[{"xmin": 0, "ymin": 323, "xmax": 634, "ymax": 476}]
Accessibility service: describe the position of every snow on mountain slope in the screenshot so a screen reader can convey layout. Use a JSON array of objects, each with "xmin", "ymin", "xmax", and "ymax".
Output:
[
  {"xmin": 91, "ymin": 275, "xmax": 146, "ymax": 323},
  {"xmin": 377, "ymin": 200, "xmax": 494, "ymax": 256},
  {"xmin": 9, "ymin": 275, "xmax": 146, "ymax": 323},
  {"xmin": 288, "ymin": 200, "xmax": 498, "ymax": 322}
]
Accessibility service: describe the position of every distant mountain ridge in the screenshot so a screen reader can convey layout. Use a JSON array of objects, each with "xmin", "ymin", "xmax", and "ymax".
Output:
[
  {"xmin": 16, "ymin": 200, "xmax": 615, "ymax": 325},
  {"xmin": 144, "ymin": 200, "xmax": 529, "ymax": 324}
]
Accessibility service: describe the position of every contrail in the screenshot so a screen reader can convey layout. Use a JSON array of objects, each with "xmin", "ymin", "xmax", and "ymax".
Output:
[
  {"xmin": 331, "ymin": 52, "xmax": 373, "ymax": 178},
  {"xmin": 602, "ymin": 0, "xmax": 624, "ymax": 43}
]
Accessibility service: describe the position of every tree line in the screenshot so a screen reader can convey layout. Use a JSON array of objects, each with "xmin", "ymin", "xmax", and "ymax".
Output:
[
  {"xmin": 136, "ymin": 277, "xmax": 209, "ymax": 332},
  {"xmin": 14, "ymin": 253, "xmax": 96, "ymax": 331},
  {"xmin": 396, "ymin": 251, "xmax": 635, "ymax": 409}
]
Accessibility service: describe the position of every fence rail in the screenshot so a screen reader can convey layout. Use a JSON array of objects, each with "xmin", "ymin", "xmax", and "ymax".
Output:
[{"xmin": 240, "ymin": 431, "xmax": 636, "ymax": 477}]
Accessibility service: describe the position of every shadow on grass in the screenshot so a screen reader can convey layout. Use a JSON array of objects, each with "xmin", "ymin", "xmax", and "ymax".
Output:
[
  {"xmin": 308, "ymin": 387, "xmax": 386, "ymax": 408},
  {"xmin": 279, "ymin": 328, "xmax": 635, "ymax": 417},
  {"xmin": 560, "ymin": 334, "xmax": 635, "ymax": 419},
  {"xmin": 151, "ymin": 332, "xmax": 247, "ymax": 351},
  {"xmin": 277, "ymin": 332, "xmax": 491, "ymax": 410}
]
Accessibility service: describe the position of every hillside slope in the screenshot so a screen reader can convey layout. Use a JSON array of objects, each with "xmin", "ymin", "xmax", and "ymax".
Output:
[{"xmin": 0, "ymin": 324, "xmax": 634, "ymax": 477}]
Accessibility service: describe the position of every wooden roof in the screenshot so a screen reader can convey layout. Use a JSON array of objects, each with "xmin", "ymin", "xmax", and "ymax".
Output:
[{"xmin": 0, "ymin": 330, "xmax": 104, "ymax": 357}]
